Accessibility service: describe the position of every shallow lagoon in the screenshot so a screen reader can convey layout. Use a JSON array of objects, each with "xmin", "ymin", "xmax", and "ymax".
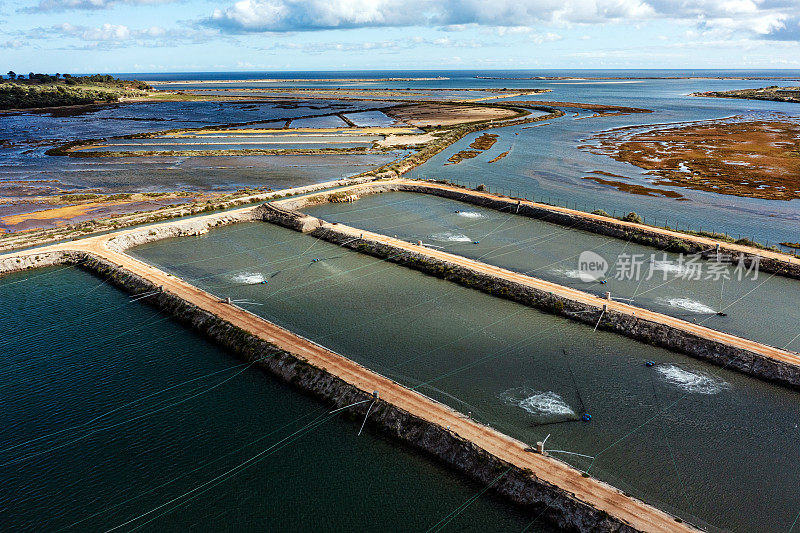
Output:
[
  {"xmin": 409, "ymin": 78, "xmax": 800, "ymax": 245},
  {"xmin": 5, "ymin": 73, "xmax": 800, "ymax": 243}
]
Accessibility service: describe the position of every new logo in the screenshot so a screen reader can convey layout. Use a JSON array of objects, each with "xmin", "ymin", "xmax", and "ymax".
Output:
[{"xmin": 577, "ymin": 250, "xmax": 608, "ymax": 282}]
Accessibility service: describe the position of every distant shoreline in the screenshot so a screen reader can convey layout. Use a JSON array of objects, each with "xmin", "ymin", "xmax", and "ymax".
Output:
[
  {"xmin": 476, "ymin": 76, "xmax": 800, "ymax": 81},
  {"xmin": 148, "ymin": 77, "xmax": 450, "ymax": 85}
]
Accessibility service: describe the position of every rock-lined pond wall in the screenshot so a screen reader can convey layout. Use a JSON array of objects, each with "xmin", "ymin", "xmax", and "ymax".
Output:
[
  {"xmin": 0, "ymin": 250, "xmax": 82, "ymax": 274},
  {"xmin": 278, "ymin": 180, "xmax": 799, "ymax": 280},
  {"xmin": 105, "ymin": 208, "xmax": 262, "ymax": 252},
  {"xmin": 397, "ymin": 183, "xmax": 800, "ymax": 280}
]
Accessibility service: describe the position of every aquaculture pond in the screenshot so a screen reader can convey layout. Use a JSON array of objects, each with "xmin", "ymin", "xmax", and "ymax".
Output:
[
  {"xmin": 83, "ymin": 141, "xmax": 378, "ymax": 153},
  {"xmin": 305, "ymin": 191, "xmax": 800, "ymax": 350},
  {"xmin": 0, "ymin": 150, "xmax": 400, "ymax": 200},
  {"xmin": 344, "ymin": 110, "xmax": 401, "ymax": 127},
  {"xmin": 0, "ymin": 98, "xmax": 397, "ymax": 205},
  {"xmin": 131, "ymin": 221, "xmax": 800, "ymax": 532},
  {"xmin": 0, "ymin": 266, "xmax": 543, "ymax": 532},
  {"xmin": 0, "ymin": 100, "xmax": 381, "ymax": 143}
]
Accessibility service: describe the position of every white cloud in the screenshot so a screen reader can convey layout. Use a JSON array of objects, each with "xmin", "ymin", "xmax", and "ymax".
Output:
[
  {"xmin": 203, "ymin": 0, "xmax": 800, "ymax": 42},
  {"xmin": 81, "ymin": 23, "xmax": 131, "ymax": 40},
  {"xmin": 1, "ymin": 39, "xmax": 25, "ymax": 48},
  {"xmin": 20, "ymin": 0, "xmax": 176, "ymax": 12},
  {"xmin": 44, "ymin": 22, "xmax": 215, "ymax": 47},
  {"xmin": 209, "ymin": 0, "xmax": 420, "ymax": 32},
  {"xmin": 207, "ymin": 0, "xmax": 659, "ymax": 32}
]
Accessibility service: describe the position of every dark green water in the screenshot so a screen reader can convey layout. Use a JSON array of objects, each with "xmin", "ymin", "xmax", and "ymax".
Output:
[
  {"xmin": 304, "ymin": 191, "xmax": 800, "ymax": 350},
  {"xmin": 131, "ymin": 222, "xmax": 800, "ymax": 532},
  {"xmin": 0, "ymin": 267, "xmax": 545, "ymax": 532}
]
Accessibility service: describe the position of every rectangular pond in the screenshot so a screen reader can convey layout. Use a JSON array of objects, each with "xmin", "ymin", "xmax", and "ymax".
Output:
[
  {"xmin": 0, "ymin": 266, "xmax": 541, "ymax": 532},
  {"xmin": 304, "ymin": 191, "xmax": 800, "ymax": 350},
  {"xmin": 130, "ymin": 221, "xmax": 800, "ymax": 532}
]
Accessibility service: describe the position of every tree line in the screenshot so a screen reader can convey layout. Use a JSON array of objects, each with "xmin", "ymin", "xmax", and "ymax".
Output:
[{"xmin": 3, "ymin": 72, "xmax": 150, "ymax": 90}]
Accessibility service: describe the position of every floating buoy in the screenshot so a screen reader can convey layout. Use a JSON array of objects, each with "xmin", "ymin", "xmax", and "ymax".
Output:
[
  {"xmin": 645, "ymin": 360, "xmax": 655, "ymax": 367},
  {"xmin": 581, "ymin": 413, "xmax": 592, "ymax": 422}
]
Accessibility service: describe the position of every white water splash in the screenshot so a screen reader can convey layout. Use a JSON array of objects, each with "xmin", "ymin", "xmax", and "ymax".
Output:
[
  {"xmin": 455, "ymin": 211, "xmax": 485, "ymax": 219},
  {"xmin": 656, "ymin": 364, "xmax": 731, "ymax": 395},
  {"xmin": 551, "ymin": 268, "xmax": 584, "ymax": 279},
  {"xmin": 656, "ymin": 297, "xmax": 715, "ymax": 314},
  {"xmin": 650, "ymin": 261, "xmax": 689, "ymax": 275},
  {"xmin": 232, "ymin": 272, "xmax": 266, "ymax": 284},
  {"xmin": 431, "ymin": 232, "xmax": 473, "ymax": 243},
  {"xmin": 500, "ymin": 388, "xmax": 576, "ymax": 417}
]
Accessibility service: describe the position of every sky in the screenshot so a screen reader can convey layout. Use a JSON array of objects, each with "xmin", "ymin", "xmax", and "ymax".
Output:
[{"xmin": 2, "ymin": 0, "xmax": 800, "ymax": 73}]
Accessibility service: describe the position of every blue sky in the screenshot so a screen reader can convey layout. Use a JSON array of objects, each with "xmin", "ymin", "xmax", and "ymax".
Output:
[{"xmin": 2, "ymin": 0, "xmax": 800, "ymax": 73}]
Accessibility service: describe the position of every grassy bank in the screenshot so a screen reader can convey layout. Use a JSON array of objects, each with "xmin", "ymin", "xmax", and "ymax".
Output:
[
  {"xmin": 692, "ymin": 86, "xmax": 800, "ymax": 103},
  {"xmin": 0, "ymin": 75, "xmax": 151, "ymax": 110}
]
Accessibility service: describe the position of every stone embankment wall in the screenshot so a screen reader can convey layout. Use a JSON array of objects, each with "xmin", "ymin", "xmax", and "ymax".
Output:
[
  {"xmin": 104, "ymin": 208, "xmax": 260, "ymax": 252},
  {"xmin": 0, "ymin": 249, "xmax": 82, "ymax": 274},
  {"xmin": 0, "ymin": 206, "xmax": 262, "ymax": 277},
  {"xmin": 19, "ymin": 249, "xmax": 644, "ymax": 533},
  {"xmin": 399, "ymin": 183, "xmax": 799, "ymax": 280},
  {"xmin": 258, "ymin": 204, "xmax": 800, "ymax": 390},
  {"xmin": 281, "ymin": 181, "xmax": 800, "ymax": 280},
  {"xmin": 251, "ymin": 204, "xmax": 321, "ymax": 233}
]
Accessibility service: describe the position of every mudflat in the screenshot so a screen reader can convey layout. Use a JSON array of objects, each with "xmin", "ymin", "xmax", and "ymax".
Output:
[{"xmin": 587, "ymin": 117, "xmax": 800, "ymax": 200}]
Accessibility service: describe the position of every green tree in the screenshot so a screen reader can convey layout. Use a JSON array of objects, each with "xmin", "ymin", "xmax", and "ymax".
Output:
[
  {"xmin": 622, "ymin": 212, "xmax": 643, "ymax": 224},
  {"xmin": 6, "ymin": 71, "xmax": 16, "ymax": 80}
]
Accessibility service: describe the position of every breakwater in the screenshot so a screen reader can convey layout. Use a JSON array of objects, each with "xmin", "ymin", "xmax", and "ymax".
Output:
[{"xmin": 258, "ymin": 202, "xmax": 800, "ymax": 390}]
